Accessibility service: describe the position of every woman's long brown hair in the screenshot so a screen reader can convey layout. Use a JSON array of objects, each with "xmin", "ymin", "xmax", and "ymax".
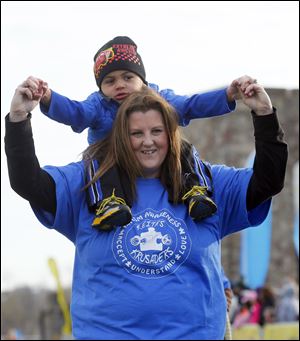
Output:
[{"xmin": 82, "ymin": 88, "xmax": 183, "ymax": 203}]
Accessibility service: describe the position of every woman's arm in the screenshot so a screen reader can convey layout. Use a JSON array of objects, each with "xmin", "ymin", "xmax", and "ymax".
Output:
[
  {"xmin": 239, "ymin": 83, "xmax": 288, "ymax": 210},
  {"xmin": 246, "ymin": 110, "xmax": 287, "ymax": 210},
  {"xmin": 5, "ymin": 78, "xmax": 57, "ymax": 214}
]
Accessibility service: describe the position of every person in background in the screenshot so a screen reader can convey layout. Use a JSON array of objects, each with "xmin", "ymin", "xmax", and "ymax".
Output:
[
  {"xmin": 222, "ymin": 269, "xmax": 233, "ymax": 340},
  {"xmin": 276, "ymin": 278, "xmax": 299, "ymax": 322}
]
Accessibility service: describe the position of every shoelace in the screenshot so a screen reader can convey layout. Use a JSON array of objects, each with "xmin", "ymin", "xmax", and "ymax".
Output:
[
  {"xmin": 181, "ymin": 185, "xmax": 208, "ymax": 201},
  {"xmin": 95, "ymin": 189, "xmax": 127, "ymax": 216}
]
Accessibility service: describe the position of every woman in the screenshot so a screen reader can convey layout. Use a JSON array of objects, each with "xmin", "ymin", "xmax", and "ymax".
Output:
[{"xmin": 5, "ymin": 79, "xmax": 287, "ymax": 340}]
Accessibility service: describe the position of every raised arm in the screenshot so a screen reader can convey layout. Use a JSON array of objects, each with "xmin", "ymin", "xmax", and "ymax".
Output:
[
  {"xmin": 36, "ymin": 75, "xmax": 102, "ymax": 133},
  {"xmin": 239, "ymin": 82, "xmax": 288, "ymax": 210},
  {"xmin": 159, "ymin": 75, "xmax": 258, "ymax": 126},
  {"xmin": 6, "ymin": 78, "xmax": 56, "ymax": 214}
]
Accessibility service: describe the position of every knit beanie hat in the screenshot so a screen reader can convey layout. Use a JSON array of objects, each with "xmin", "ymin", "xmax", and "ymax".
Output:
[{"xmin": 93, "ymin": 36, "xmax": 147, "ymax": 88}]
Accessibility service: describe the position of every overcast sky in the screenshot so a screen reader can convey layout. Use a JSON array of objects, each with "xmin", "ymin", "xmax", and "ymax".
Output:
[{"xmin": 1, "ymin": 1, "xmax": 299, "ymax": 291}]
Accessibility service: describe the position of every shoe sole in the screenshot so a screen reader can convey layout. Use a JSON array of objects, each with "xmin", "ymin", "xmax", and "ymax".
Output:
[
  {"xmin": 190, "ymin": 201, "xmax": 217, "ymax": 221},
  {"xmin": 93, "ymin": 209, "xmax": 132, "ymax": 231}
]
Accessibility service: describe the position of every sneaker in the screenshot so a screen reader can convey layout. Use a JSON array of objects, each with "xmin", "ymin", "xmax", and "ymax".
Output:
[
  {"xmin": 182, "ymin": 186, "xmax": 217, "ymax": 221},
  {"xmin": 92, "ymin": 190, "xmax": 132, "ymax": 231}
]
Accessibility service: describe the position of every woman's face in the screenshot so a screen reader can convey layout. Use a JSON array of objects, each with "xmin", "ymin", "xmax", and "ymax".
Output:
[{"xmin": 129, "ymin": 109, "xmax": 169, "ymax": 178}]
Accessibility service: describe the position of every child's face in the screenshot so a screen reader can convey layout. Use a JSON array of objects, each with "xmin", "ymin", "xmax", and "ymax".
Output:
[{"xmin": 101, "ymin": 70, "xmax": 144, "ymax": 103}]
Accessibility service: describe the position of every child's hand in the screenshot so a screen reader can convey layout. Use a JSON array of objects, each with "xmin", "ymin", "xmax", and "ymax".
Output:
[
  {"xmin": 226, "ymin": 75, "xmax": 257, "ymax": 102},
  {"xmin": 40, "ymin": 85, "xmax": 52, "ymax": 106}
]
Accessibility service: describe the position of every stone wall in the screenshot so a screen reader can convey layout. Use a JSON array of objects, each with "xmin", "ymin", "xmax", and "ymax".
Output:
[{"xmin": 181, "ymin": 88, "xmax": 299, "ymax": 287}]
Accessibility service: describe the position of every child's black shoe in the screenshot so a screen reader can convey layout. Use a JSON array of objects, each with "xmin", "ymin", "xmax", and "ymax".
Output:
[
  {"xmin": 92, "ymin": 190, "xmax": 132, "ymax": 231},
  {"xmin": 182, "ymin": 186, "xmax": 217, "ymax": 221}
]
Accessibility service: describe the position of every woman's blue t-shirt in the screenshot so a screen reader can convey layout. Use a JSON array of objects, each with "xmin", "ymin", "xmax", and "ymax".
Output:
[{"xmin": 31, "ymin": 162, "xmax": 270, "ymax": 340}]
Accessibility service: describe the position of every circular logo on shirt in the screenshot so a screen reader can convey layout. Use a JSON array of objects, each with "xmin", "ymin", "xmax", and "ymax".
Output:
[{"xmin": 112, "ymin": 209, "xmax": 192, "ymax": 278}]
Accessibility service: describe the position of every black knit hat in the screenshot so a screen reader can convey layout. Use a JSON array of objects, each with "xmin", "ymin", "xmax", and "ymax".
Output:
[{"xmin": 93, "ymin": 36, "xmax": 147, "ymax": 88}]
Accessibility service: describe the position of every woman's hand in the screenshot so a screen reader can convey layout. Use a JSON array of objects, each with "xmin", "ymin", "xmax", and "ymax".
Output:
[
  {"xmin": 9, "ymin": 76, "xmax": 48, "ymax": 122},
  {"xmin": 238, "ymin": 82, "xmax": 273, "ymax": 115}
]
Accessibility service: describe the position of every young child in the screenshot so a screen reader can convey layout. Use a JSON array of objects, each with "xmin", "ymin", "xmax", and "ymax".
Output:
[{"xmin": 38, "ymin": 36, "xmax": 247, "ymax": 231}]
